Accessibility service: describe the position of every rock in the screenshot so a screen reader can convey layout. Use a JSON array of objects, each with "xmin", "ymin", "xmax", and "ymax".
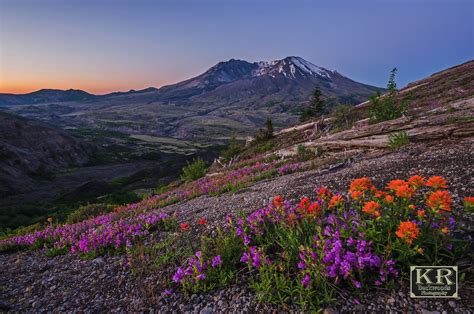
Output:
[
  {"xmin": 448, "ymin": 301, "xmax": 456, "ymax": 308},
  {"xmin": 323, "ymin": 307, "xmax": 339, "ymax": 314},
  {"xmin": 92, "ymin": 257, "xmax": 105, "ymax": 265},
  {"xmin": 200, "ymin": 306, "xmax": 213, "ymax": 314},
  {"xmin": 0, "ymin": 301, "xmax": 13, "ymax": 311}
]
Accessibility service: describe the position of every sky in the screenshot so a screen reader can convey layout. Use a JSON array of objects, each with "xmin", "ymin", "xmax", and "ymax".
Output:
[{"xmin": 0, "ymin": 0, "xmax": 472, "ymax": 94}]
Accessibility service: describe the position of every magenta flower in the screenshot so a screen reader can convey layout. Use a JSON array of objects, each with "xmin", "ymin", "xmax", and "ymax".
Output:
[{"xmin": 211, "ymin": 255, "xmax": 222, "ymax": 268}]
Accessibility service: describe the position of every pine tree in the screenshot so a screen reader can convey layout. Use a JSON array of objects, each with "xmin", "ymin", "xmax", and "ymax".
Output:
[
  {"xmin": 300, "ymin": 87, "xmax": 326, "ymax": 121},
  {"xmin": 387, "ymin": 68, "xmax": 398, "ymax": 94},
  {"xmin": 265, "ymin": 118, "xmax": 274, "ymax": 139},
  {"xmin": 369, "ymin": 67, "xmax": 408, "ymax": 123},
  {"xmin": 310, "ymin": 87, "xmax": 326, "ymax": 117}
]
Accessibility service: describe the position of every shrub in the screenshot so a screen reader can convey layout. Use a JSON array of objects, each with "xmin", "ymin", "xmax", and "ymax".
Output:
[
  {"xmin": 172, "ymin": 228, "xmax": 242, "ymax": 293},
  {"xmin": 181, "ymin": 158, "xmax": 207, "ymax": 181},
  {"xmin": 221, "ymin": 134, "xmax": 242, "ymax": 163},
  {"xmin": 331, "ymin": 104, "xmax": 355, "ymax": 131},
  {"xmin": 296, "ymin": 144, "xmax": 314, "ymax": 161},
  {"xmin": 370, "ymin": 68, "xmax": 409, "ymax": 123},
  {"xmin": 388, "ymin": 131, "xmax": 410, "ymax": 149}
]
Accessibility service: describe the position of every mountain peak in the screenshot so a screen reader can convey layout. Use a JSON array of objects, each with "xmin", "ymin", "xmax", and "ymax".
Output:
[{"xmin": 255, "ymin": 56, "xmax": 333, "ymax": 80}]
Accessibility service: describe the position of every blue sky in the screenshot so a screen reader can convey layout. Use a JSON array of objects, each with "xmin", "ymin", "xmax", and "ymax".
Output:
[{"xmin": 0, "ymin": 0, "xmax": 472, "ymax": 93}]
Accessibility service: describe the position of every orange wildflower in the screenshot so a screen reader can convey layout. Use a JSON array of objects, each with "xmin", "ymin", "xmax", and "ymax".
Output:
[
  {"xmin": 307, "ymin": 202, "xmax": 321, "ymax": 215},
  {"xmin": 441, "ymin": 227, "xmax": 449, "ymax": 234},
  {"xmin": 385, "ymin": 195, "xmax": 394, "ymax": 203},
  {"xmin": 317, "ymin": 187, "xmax": 331, "ymax": 199},
  {"xmin": 417, "ymin": 248, "xmax": 424, "ymax": 254},
  {"xmin": 299, "ymin": 197, "xmax": 311, "ymax": 209},
  {"xmin": 329, "ymin": 195, "xmax": 344, "ymax": 208},
  {"xmin": 374, "ymin": 190, "xmax": 386, "ymax": 198},
  {"xmin": 408, "ymin": 175, "xmax": 425, "ymax": 188},
  {"xmin": 426, "ymin": 176, "xmax": 448, "ymax": 189},
  {"xmin": 417, "ymin": 210, "xmax": 425, "ymax": 218},
  {"xmin": 287, "ymin": 213, "xmax": 297, "ymax": 225},
  {"xmin": 198, "ymin": 218, "xmax": 207, "ymax": 225},
  {"xmin": 394, "ymin": 184, "xmax": 414, "ymax": 199},
  {"xmin": 350, "ymin": 190, "xmax": 363, "ymax": 200},
  {"xmin": 180, "ymin": 223, "xmax": 190, "ymax": 231},
  {"xmin": 387, "ymin": 179, "xmax": 414, "ymax": 198},
  {"xmin": 427, "ymin": 190, "xmax": 452, "ymax": 212},
  {"xmin": 273, "ymin": 195, "xmax": 283, "ymax": 208},
  {"xmin": 387, "ymin": 179, "xmax": 407, "ymax": 191},
  {"xmin": 362, "ymin": 201, "xmax": 381, "ymax": 217},
  {"xmin": 349, "ymin": 177, "xmax": 373, "ymax": 193},
  {"xmin": 396, "ymin": 221, "xmax": 420, "ymax": 245},
  {"xmin": 408, "ymin": 204, "xmax": 416, "ymax": 210},
  {"xmin": 464, "ymin": 196, "xmax": 474, "ymax": 206}
]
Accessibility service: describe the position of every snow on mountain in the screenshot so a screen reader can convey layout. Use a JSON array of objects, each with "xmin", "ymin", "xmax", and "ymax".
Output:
[{"xmin": 254, "ymin": 56, "xmax": 332, "ymax": 79}]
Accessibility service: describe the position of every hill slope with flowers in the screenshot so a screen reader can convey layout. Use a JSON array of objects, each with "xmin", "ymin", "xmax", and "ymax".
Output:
[{"xmin": 0, "ymin": 62, "xmax": 473, "ymax": 312}]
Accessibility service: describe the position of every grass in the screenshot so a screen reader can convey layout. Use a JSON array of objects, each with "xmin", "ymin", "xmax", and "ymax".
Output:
[
  {"xmin": 388, "ymin": 131, "xmax": 410, "ymax": 149},
  {"xmin": 446, "ymin": 116, "xmax": 474, "ymax": 124}
]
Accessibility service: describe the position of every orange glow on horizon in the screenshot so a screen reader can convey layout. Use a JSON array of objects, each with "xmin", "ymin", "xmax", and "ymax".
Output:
[
  {"xmin": 0, "ymin": 80, "xmax": 172, "ymax": 95},
  {"xmin": 0, "ymin": 71, "xmax": 188, "ymax": 95}
]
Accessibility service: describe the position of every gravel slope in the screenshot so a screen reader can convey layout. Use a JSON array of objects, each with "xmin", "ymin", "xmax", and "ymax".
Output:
[{"xmin": 1, "ymin": 139, "xmax": 473, "ymax": 313}]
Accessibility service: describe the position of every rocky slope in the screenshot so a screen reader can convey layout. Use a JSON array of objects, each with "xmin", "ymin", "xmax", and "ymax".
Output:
[
  {"xmin": 0, "ymin": 112, "xmax": 96, "ymax": 196},
  {"xmin": 1, "ymin": 140, "xmax": 472, "ymax": 312}
]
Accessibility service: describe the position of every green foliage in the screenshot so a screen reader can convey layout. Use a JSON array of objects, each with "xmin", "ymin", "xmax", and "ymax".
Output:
[
  {"xmin": 178, "ymin": 228, "xmax": 243, "ymax": 294},
  {"xmin": 249, "ymin": 264, "xmax": 334, "ymax": 309},
  {"xmin": 255, "ymin": 142, "xmax": 274, "ymax": 153},
  {"xmin": 221, "ymin": 134, "xmax": 242, "ymax": 163},
  {"xmin": 300, "ymin": 87, "xmax": 327, "ymax": 122},
  {"xmin": 296, "ymin": 144, "xmax": 315, "ymax": 162},
  {"xmin": 265, "ymin": 118, "xmax": 274, "ymax": 138},
  {"xmin": 181, "ymin": 158, "xmax": 207, "ymax": 181},
  {"xmin": 331, "ymin": 104, "xmax": 356, "ymax": 131},
  {"xmin": 66, "ymin": 203, "xmax": 116, "ymax": 224},
  {"xmin": 446, "ymin": 116, "xmax": 474, "ymax": 124},
  {"xmin": 255, "ymin": 118, "xmax": 274, "ymax": 142},
  {"xmin": 370, "ymin": 68, "xmax": 409, "ymax": 123},
  {"xmin": 388, "ymin": 131, "xmax": 410, "ymax": 149}
]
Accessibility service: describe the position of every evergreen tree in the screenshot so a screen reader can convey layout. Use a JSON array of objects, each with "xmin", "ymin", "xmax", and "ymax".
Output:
[
  {"xmin": 265, "ymin": 118, "xmax": 274, "ymax": 139},
  {"xmin": 310, "ymin": 87, "xmax": 326, "ymax": 117},
  {"xmin": 387, "ymin": 67, "xmax": 398, "ymax": 94},
  {"xmin": 369, "ymin": 67, "xmax": 408, "ymax": 123},
  {"xmin": 300, "ymin": 87, "xmax": 326, "ymax": 122}
]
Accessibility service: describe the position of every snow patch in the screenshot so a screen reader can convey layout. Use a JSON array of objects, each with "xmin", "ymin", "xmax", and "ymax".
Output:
[{"xmin": 253, "ymin": 56, "xmax": 332, "ymax": 80}]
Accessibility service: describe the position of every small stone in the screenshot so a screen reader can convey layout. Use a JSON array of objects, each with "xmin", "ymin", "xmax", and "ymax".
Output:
[
  {"xmin": 92, "ymin": 257, "xmax": 105, "ymax": 265},
  {"xmin": 387, "ymin": 298, "xmax": 395, "ymax": 305},
  {"xmin": 323, "ymin": 307, "xmax": 339, "ymax": 314},
  {"xmin": 448, "ymin": 301, "xmax": 456, "ymax": 308},
  {"xmin": 200, "ymin": 306, "xmax": 213, "ymax": 314}
]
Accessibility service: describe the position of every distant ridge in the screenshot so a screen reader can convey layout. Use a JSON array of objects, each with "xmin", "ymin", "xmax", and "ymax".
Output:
[{"xmin": 0, "ymin": 56, "xmax": 382, "ymax": 106}]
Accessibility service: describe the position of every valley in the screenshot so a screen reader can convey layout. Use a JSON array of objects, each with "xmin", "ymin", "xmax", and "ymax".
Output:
[{"xmin": 0, "ymin": 56, "xmax": 383, "ymax": 231}]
